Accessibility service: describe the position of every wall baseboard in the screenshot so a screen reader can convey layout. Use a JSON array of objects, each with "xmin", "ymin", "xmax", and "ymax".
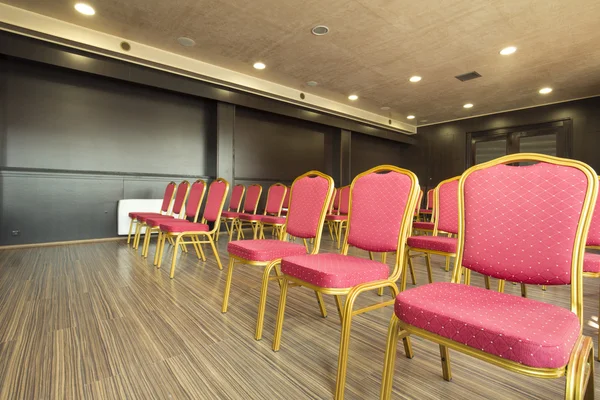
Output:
[{"xmin": 0, "ymin": 236, "xmax": 126, "ymax": 250}]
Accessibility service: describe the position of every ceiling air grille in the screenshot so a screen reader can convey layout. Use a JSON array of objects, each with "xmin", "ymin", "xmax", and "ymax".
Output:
[{"xmin": 455, "ymin": 71, "xmax": 482, "ymax": 82}]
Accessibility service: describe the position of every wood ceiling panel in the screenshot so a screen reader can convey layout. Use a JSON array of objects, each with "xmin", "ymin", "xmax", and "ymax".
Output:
[{"xmin": 3, "ymin": 0, "xmax": 600, "ymax": 125}]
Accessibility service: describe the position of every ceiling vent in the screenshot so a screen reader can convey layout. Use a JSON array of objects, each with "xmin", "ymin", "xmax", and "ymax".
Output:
[{"xmin": 455, "ymin": 71, "xmax": 482, "ymax": 82}]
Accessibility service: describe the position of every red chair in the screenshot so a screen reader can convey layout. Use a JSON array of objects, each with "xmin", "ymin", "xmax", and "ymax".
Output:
[
  {"xmin": 224, "ymin": 184, "xmax": 262, "ymax": 241},
  {"xmin": 259, "ymin": 185, "xmax": 290, "ymax": 240},
  {"xmin": 218, "ymin": 184, "xmax": 245, "ymax": 242},
  {"xmin": 405, "ymin": 177, "xmax": 459, "ymax": 284},
  {"xmin": 238, "ymin": 183, "xmax": 287, "ymax": 240},
  {"xmin": 419, "ymin": 188, "xmax": 435, "ymax": 218},
  {"xmin": 140, "ymin": 179, "xmax": 207, "ymax": 258},
  {"xmin": 583, "ymin": 176, "xmax": 600, "ymax": 359},
  {"xmin": 154, "ymin": 178, "xmax": 230, "ymax": 278},
  {"xmin": 222, "ymin": 171, "xmax": 334, "ymax": 340},
  {"xmin": 326, "ymin": 185, "xmax": 350, "ymax": 249},
  {"xmin": 127, "ymin": 181, "xmax": 176, "ymax": 245},
  {"xmin": 381, "ymin": 154, "xmax": 597, "ymax": 400},
  {"xmin": 271, "ymin": 165, "xmax": 419, "ymax": 400},
  {"xmin": 413, "ymin": 186, "xmax": 437, "ymax": 235},
  {"xmin": 280, "ymin": 186, "xmax": 291, "ymax": 216},
  {"xmin": 132, "ymin": 181, "xmax": 190, "ymax": 250}
]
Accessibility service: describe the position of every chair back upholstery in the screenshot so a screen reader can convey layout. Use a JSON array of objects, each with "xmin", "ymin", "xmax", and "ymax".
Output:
[
  {"xmin": 282, "ymin": 187, "xmax": 291, "ymax": 209},
  {"xmin": 242, "ymin": 184, "xmax": 262, "ymax": 214},
  {"xmin": 264, "ymin": 183, "xmax": 288, "ymax": 215},
  {"xmin": 345, "ymin": 166, "xmax": 419, "ymax": 255},
  {"xmin": 455, "ymin": 154, "xmax": 597, "ymax": 295},
  {"xmin": 172, "ymin": 181, "xmax": 191, "ymax": 216},
  {"xmin": 160, "ymin": 182, "xmax": 177, "ymax": 214},
  {"xmin": 202, "ymin": 179, "xmax": 230, "ymax": 227},
  {"xmin": 338, "ymin": 186, "xmax": 350, "ymax": 215},
  {"xmin": 434, "ymin": 178, "xmax": 459, "ymax": 235},
  {"xmin": 426, "ymin": 189, "xmax": 435, "ymax": 210},
  {"xmin": 185, "ymin": 180, "xmax": 207, "ymax": 222},
  {"xmin": 587, "ymin": 177, "xmax": 600, "ymax": 247},
  {"xmin": 285, "ymin": 172, "xmax": 334, "ymax": 244},
  {"xmin": 414, "ymin": 189, "xmax": 424, "ymax": 217},
  {"xmin": 332, "ymin": 188, "xmax": 341, "ymax": 212},
  {"xmin": 228, "ymin": 184, "xmax": 245, "ymax": 212}
]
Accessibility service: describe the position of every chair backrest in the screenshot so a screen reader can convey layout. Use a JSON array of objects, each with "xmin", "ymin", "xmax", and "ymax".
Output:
[
  {"xmin": 172, "ymin": 181, "xmax": 191, "ymax": 216},
  {"xmin": 201, "ymin": 178, "xmax": 230, "ymax": 231},
  {"xmin": 453, "ymin": 154, "xmax": 597, "ymax": 322},
  {"xmin": 414, "ymin": 189, "xmax": 424, "ymax": 217},
  {"xmin": 332, "ymin": 188, "xmax": 341, "ymax": 212},
  {"xmin": 284, "ymin": 171, "xmax": 335, "ymax": 247},
  {"xmin": 587, "ymin": 176, "xmax": 600, "ymax": 248},
  {"xmin": 264, "ymin": 183, "xmax": 288, "ymax": 216},
  {"xmin": 338, "ymin": 186, "xmax": 350, "ymax": 215},
  {"xmin": 185, "ymin": 179, "xmax": 207, "ymax": 222},
  {"xmin": 160, "ymin": 182, "xmax": 177, "ymax": 214},
  {"xmin": 242, "ymin": 184, "xmax": 262, "ymax": 214},
  {"xmin": 433, "ymin": 178, "xmax": 459, "ymax": 235},
  {"xmin": 344, "ymin": 166, "xmax": 419, "ymax": 280},
  {"xmin": 426, "ymin": 189, "xmax": 435, "ymax": 210},
  {"xmin": 228, "ymin": 184, "xmax": 245, "ymax": 212}
]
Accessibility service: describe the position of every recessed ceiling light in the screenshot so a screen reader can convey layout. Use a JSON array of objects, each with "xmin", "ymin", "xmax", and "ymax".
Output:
[
  {"xmin": 500, "ymin": 46, "xmax": 517, "ymax": 55},
  {"xmin": 409, "ymin": 76, "xmax": 422, "ymax": 83},
  {"xmin": 348, "ymin": 94, "xmax": 358, "ymax": 101},
  {"xmin": 253, "ymin": 62, "xmax": 266, "ymax": 70},
  {"xmin": 380, "ymin": 106, "xmax": 390, "ymax": 111},
  {"xmin": 177, "ymin": 37, "xmax": 196, "ymax": 47},
  {"xmin": 306, "ymin": 81, "xmax": 318, "ymax": 87},
  {"xmin": 407, "ymin": 115, "xmax": 416, "ymax": 119},
  {"xmin": 463, "ymin": 103, "xmax": 474, "ymax": 108},
  {"xmin": 539, "ymin": 87, "xmax": 553, "ymax": 94},
  {"xmin": 74, "ymin": 3, "xmax": 95, "ymax": 15},
  {"xmin": 311, "ymin": 25, "xmax": 330, "ymax": 36}
]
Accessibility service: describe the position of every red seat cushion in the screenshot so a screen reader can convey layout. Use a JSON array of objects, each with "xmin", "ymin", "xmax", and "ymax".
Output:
[
  {"xmin": 583, "ymin": 252, "xmax": 600, "ymax": 273},
  {"xmin": 159, "ymin": 221, "xmax": 209, "ymax": 233},
  {"xmin": 129, "ymin": 211, "xmax": 163, "ymax": 219},
  {"xmin": 228, "ymin": 240, "xmax": 306, "ymax": 261},
  {"xmin": 221, "ymin": 211, "xmax": 240, "ymax": 219},
  {"xmin": 144, "ymin": 215, "xmax": 176, "ymax": 226},
  {"xmin": 419, "ymin": 209, "xmax": 432, "ymax": 213},
  {"xmin": 262, "ymin": 216, "xmax": 286, "ymax": 225},
  {"xmin": 395, "ymin": 282, "xmax": 580, "ymax": 369},
  {"xmin": 326, "ymin": 214, "xmax": 348, "ymax": 221},
  {"xmin": 407, "ymin": 236, "xmax": 457, "ymax": 253},
  {"xmin": 238, "ymin": 213, "xmax": 263, "ymax": 221},
  {"xmin": 413, "ymin": 222, "xmax": 434, "ymax": 230},
  {"xmin": 281, "ymin": 253, "xmax": 389, "ymax": 288}
]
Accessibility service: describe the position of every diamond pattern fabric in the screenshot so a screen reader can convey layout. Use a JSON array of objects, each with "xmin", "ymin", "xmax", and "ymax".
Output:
[
  {"xmin": 407, "ymin": 236, "xmax": 457, "ymax": 253},
  {"xmin": 437, "ymin": 180, "xmax": 459, "ymax": 234},
  {"xmin": 462, "ymin": 163, "xmax": 589, "ymax": 285},
  {"xmin": 261, "ymin": 216, "xmax": 286, "ymax": 225},
  {"xmin": 583, "ymin": 253, "xmax": 600, "ymax": 273},
  {"xmin": 228, "ymin": 240, "xmax": 306, "ymax": 261},
  {"xmin": 285, "ymin": 175, "xmax": 330, "ymax": 239},
  {"xmin": 395, "ymin": 282, "xmax": 580, "ymax": 369}
]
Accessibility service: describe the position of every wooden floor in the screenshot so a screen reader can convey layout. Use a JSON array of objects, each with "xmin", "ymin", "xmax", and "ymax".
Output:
[{"xmin": 1, "ymin": 233, "xmax": 599, "ymax": 399}]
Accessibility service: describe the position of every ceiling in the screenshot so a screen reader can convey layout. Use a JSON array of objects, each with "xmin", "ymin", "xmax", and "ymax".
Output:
[{"xmin": 2, "ymin": 0, "xmax": 600, "ymax": 126}]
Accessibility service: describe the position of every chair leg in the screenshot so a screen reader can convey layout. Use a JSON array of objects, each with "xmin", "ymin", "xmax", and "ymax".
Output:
[
  {"xmin": 133, "ymin": 223, "xmax": 142, "ymax": 249},
  {"xmin": 272, "ymin": 278, "xmax": 289, "ymax": 352},
  {"xmin": 520, "ymin": 283, "xmax": 527, "ymax": 298},
  {"xmin": 169, "ymin": 235, "xmax": 182, "ymax": 279},
  {"xmin": 194, "ymin": 235, "xmax": 206, "ymax": 261},
  {"xmin": 408, "ymin": 256, "xmax": 417, "ymax": 285},
  {"xmin": 255, "ymin": 260, "xmax": 280, "ymax": 340},
  {"xmin": 229, "ymin": 219, "xmax": 236, "ymax": 241},
  {"xmin": 425, "ymin": 253, "xmax": 433, "ymax": 284},
  {"xmin": 142, "ymin": 226, "xmax": 153, "ymax": 258},
  {"xmin": 334, "ymin": 295, "xmax": 344, "ymax": 323},
  {"xmin": 380, "ymin": 315, "xmax": 402, "ymax": 400},
  {"xmin": 484, "ymin": 276, "xmax": 491, "ymax": 290},
  {"xmin": 152, "ymin": 232, "xmax": 162, "ymax": 265},
  {"xmin": 464, "ymin": 269, "xmax": 471, "ymax": 285},
  {"xmin": 542, "ymin": 285, "xmax": 547, "ymax": 291},
  {"xmin": 222, "ymin": 258, "xmax": 235, "ymax": 313},
  {"xmin": 565, "ymin": 335, "xmax": 594, "ymax": 400},
  {"xmin": 439, "ymin": 345, "xmax": 452, "ymax": 381},
  {"xmin": 207, "ymin": 234, "xmax": 223, "ymax": 269},
  {"xmin": 316, "ymin": 292, "xmax": 327, "ymax": 318},
  {"xmin": 327, "ymin": 221, "xmax": 334, "ymax": 240},
  {"xmin": 156, "ymin": 233, "xmax": 167, "ymax": 268},
  {"xmin": 337, "ymin": 222, "xmax": 343, "ymax": 249},
  {"xmin": 127, "ymin": 219, "xmax": 135, "ymax": 244},
  {"xmin": 445, "ymin": 256, "xmax": 450, "ymax": 272},
  {"xmin": 334, "ymin": 287, "xmax": 361, "ymax": 400}
]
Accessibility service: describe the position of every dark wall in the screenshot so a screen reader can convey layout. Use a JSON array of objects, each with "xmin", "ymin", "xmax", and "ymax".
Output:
[
  {"xmin": 0, "ymin": 57, "xmax": 216, "ymax": 245},
  {"xmin": 418, "ymin": 96, "xmax": 600, "ymax": 186}
]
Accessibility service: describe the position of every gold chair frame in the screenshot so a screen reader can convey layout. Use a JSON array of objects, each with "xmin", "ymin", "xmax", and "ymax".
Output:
[
  {"xmin": 232, "ymin": 184, "xmax": 263, "ymax": 240},
  {"xmin": 127, "ymin": 181, "xmax": 177, "ymax": 245},
  {"xmin": 154, "ymin": 178, "xmax": 230, "ymax": 278},
  {"xmin": 326, "ymin": 186, "xmax": 350, "ymax": 249},
  {"xmin": 271, "ymin": 165, "xmax": 420, "ymax": 400},
  {"xmin": 381, "ymin": 154, "xmax": 598, "ymax": 400},
  {"xmin": 218, "ymin": 184, "xmax": 245, "ymax": 242},
  {"xmin": 222, "ymin": 171, "xmax": 334, "ymax": 341}
]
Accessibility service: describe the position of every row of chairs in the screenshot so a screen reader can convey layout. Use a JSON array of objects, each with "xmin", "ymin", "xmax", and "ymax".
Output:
[{"xmin": 126, "ymin": 154, "xmax": 597, "ymax": 399}]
